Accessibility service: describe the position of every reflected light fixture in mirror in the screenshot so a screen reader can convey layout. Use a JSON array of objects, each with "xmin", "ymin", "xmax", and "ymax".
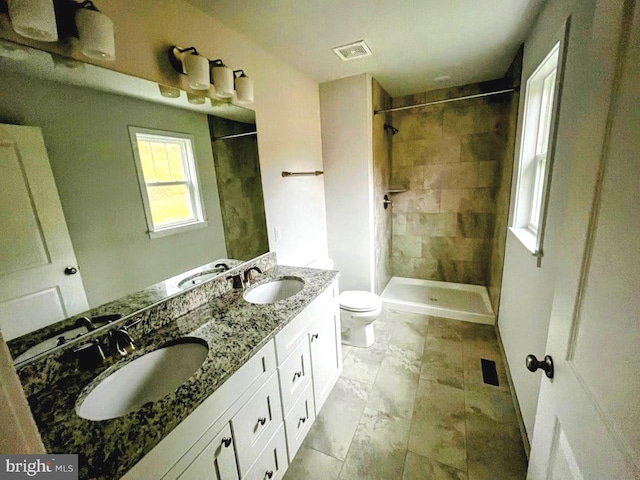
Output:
[
  {"xmin": 186, "ymin": 92, "xmax": 206, "ymax": 104},
  {"xmin": 7, "ymin": 0, "xmax": 58, "ymax": 42},
  {"xmin": 210, "ymin": 59, "xmax": 234, "ymax": 98},
  {"xmin": 234, "ymin": 69, "xmax": 254, "ymax": 103},
  {"xmin": 75, "ymin": 1, "xmax": 115, "ymax": 61},
  {"xmin": 168, "ymin": 46, "xmax": 210, "ymax": 90},
  {"xmin": 158, "ymin": 84, "xmax": 181, "ymax": 98}
]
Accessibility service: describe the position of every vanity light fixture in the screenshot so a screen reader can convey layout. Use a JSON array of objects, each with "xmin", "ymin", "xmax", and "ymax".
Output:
[
  {"xmin": 234, "ymin": 69, "xmax": 254, "ymax": 103},
  {"xmin": 210, "ymin": 59, "xmax": 234, "ymax": 98},
  {"xmin": 6, "ymin": 0, "xmax": 116, "ymax": 61},
  {"xmin": 158, "ymin": 84, "xmax": 181, "ymax": 98},
  {"xmin": 167, "ymin": 45, "xmax": 253, "ymax": 102},
  {"xmin": 168, "ymin": 46, "xmax": 211, "ymax": 90},
  {"xmin": 186, "ymin": 92, "xmax": 206, "ymax": 105},
  {"xmin": 75, "ymin": 1, "xmax": 115, "ymax": 61},
  {"xmin": 7, "ymin": 0, "xmax": 59, "ymax": 42}
]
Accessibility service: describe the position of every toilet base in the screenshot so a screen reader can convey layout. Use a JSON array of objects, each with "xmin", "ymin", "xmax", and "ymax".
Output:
[{"xmin": 341, "ymin": 323, "xmax": 375, "ymax": 348}]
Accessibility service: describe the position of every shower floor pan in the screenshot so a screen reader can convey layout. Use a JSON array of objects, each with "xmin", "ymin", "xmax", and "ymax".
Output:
[{"xmin": 381, "ymin": 277, "xmax": 495, "ymax": 325}]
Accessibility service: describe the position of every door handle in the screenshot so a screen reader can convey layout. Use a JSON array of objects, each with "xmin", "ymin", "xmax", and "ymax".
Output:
[
  {"xmin": 526, "ymin": 354, "xmax": 554, "ymax": 378},
  {"xmin": 64, "ymin": 266, "xmax": 78, "ymax": 275}
]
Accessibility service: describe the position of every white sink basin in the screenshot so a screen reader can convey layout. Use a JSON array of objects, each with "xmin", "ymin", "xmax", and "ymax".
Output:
[
  {"xmin": 77, "ymin": 338, "xmax": 208, "ymax": 421},
  {"xmin": 178, "ymin": 271, "xmax": 221, "ymax": 289},
  {"xmin": 243, "ymin": 277, "xmax": 305, "ymax": 304},
  {"xmin": 14, "ymin": 326, "xmax": 87, "ymax": 363}
]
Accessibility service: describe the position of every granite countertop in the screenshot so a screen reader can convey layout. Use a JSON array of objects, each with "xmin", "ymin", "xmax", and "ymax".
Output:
[
  {"xmin": 27, "ymin": 264, "xmax": 339, "ymax": 480},
  {"xmin": 8, "ymin": 259, "xmax": 244, "ymax": 364}
]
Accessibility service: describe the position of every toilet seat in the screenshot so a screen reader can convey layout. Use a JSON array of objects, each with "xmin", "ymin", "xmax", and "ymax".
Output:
[{"xmin": 339, "ymin": 291, "xmax": 382, "ymax": 313}]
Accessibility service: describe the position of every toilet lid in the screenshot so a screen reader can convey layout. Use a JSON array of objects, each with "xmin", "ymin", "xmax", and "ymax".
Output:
[{"xmin": 339, "ymin": 291, "xmax": 382, "ymax": 312}]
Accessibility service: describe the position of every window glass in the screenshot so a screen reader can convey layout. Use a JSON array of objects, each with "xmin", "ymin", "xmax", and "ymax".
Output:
[{"xmin": 129, "ymin": 128, "xmax": 206, "ymax": 236}]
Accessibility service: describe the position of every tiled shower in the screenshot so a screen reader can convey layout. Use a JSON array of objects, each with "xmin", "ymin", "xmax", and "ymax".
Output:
[{"xmin": 373, "ymin": 52, "xmax": 521, "ymax": 314}]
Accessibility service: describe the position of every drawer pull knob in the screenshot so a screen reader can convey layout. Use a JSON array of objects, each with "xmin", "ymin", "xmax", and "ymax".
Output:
[
  {"xmin": 293, "ymin": 371, "xmax": 302, "ymax": 380},
  {"xmin": 221, "ymin": 437, "xmax": 232, "ymax": 447},
  {"xmin": 266, "ymin": 471, "xmax": 274, "ymax": 479},
  {"xmin": 299, "ymin": 416, "xmax": 307, "ymax": 424},
  {"xmin": 311, "ymin": 333, "xmax": 319, "ymax": 341},
  {"xmin": 258, "ymin": 417, "xmax": 267, "ymax": 426}
]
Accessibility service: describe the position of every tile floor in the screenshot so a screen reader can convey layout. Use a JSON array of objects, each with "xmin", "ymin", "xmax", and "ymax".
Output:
[{"xmin": 284, "ymin": 306, "xmax": 528, "ymax": 480}]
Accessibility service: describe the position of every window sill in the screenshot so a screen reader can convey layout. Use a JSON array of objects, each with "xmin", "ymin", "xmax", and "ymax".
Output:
[
  {"xmin": 509, "ymin": 227, "xmax": 538, "ymax": 254},
  {"xmin": 149, "ymin": 220, "xmax": 208, "ymax": 239}
]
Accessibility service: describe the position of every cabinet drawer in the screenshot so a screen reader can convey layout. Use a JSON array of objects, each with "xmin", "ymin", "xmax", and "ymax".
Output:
[
  {"xmin": 274, "ymin": 282, "xmax": 336, "ymax": 363},
  {"xmin": 232, "ymin": 372, "xmax": 283, "ymax": 477},
  {"xmin": 177, "ymin": 424, "xmax": 238, "ymax": 480},
  {"xmin": 277, "ymin": 338, "xmax": 312, "ymax": 414},
  {"xmin": 243, "ymin": 425, "xmax": 288, "ymax": 480},
  {"xmin": 283, "ymin": 383, "xmax": 315, "ymax": 462}
]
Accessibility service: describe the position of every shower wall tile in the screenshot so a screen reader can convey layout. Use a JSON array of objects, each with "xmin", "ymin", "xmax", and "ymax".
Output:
[
  {"xmin": 393, "ymin": 212, "xmax": 407, "ymax": 235},
  {"xmin": 393, "ymin": 190, "xmax": 440, "ymax": 214},
  {"xmin": 406, "ymin": 213, "xmax": 457, "ymax": 237},
  {"xmin": 394, "ymin": 108, "xmax": 443, "ymax": 142},
  {"xmin": 456, "ymin": 214, "xmax": 495, "ymax": 239},
  {"xmin": 422, "ymin": 238, "xmax": 491, "ymax": 263},
  {"xmin": 440, "ymin": 188, "xmax": 496, "ymax": 214},
  {"xmin": 372, "ymin": 78, "xmax": 393, "ymax": 294},
  {"xmin": 393, "ymin": 165, "xmax": 424, "ymax": 190},
  {"xmin": 423, "ymin": 163, "xmax": 478, "ymax": 189},
  {"xmin": 477, "ymin": 161, "xmax": 500, "ymax": 188},
  {"xmin": 392, "ymin": 235, "xmax": 422, "ymax": 258},
  {"xmin": 460, "ymin": 132, "xmax": 508, "ymax": 163},
  {"xmin": 442, "ymin": 100, "xmax": 510, "ymax": 136},
  {"xmin": 389, "ymin": 79, "xmax": 516, "ymax": 287}
]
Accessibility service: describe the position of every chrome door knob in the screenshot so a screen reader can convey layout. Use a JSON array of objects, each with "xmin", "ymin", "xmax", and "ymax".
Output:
[{"xmin": 526, "ymin": 354, "xmax": 554, "ymax": 378}]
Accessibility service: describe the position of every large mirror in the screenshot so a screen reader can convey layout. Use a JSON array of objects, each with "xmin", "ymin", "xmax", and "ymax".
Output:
[{"xmin": 0, "ymin": 39, "xmax": 269, "ymax": 351}]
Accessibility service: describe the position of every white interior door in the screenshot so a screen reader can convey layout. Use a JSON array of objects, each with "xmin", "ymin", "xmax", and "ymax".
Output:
[
  {"xmin": 527, "ymin": 1, "xmax": 640, "ymax": 478},
  {"xmin": 0, "ymin": 124, "xmax": 88, "ymax": 341}
]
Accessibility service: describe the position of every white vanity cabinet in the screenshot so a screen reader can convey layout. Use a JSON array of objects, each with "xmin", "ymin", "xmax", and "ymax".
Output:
[
  {"xmin": 177, "ymin": 424, "xmax": 238, "ymax": 480},
  {"xmin": 122, "ymin": 278, "xmax": 341, "ymax": 480},
  {"xmin": 274, "ymin": 279, "xmax": 342, "ymax": 460}
]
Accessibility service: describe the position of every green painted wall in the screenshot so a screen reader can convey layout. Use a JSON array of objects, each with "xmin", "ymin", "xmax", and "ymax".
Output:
[{"xmin": 0, "ymin": 72, "xmax": 227, "ymax": 307}]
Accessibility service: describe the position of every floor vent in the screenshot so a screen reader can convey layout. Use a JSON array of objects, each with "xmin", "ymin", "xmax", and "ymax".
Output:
[
  {"xmin": 332, "ymin": 40, "xmax": 372, "ymax": 61},
  {"xmin": 481, "ymin": 359, "xmax": 499, "ymax": 386}
]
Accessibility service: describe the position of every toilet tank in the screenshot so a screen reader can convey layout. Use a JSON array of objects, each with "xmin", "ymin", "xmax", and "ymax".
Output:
[{"xmin": 307, "ymin": 258, "xmax": 334, "ymax": 270}]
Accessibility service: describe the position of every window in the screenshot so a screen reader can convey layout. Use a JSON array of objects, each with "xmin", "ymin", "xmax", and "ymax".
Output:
[
  {"xmin": 129, "ymin": 127, "xmax": 207, "ymax": 237},
  {"xmin": 512, "ymin": 43, "xmax": 561, "ymax": 255}
]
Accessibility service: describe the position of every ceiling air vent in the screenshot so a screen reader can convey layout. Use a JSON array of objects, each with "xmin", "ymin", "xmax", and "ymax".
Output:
[{"xmin": 332, "ymin": 40, "xmax": 372, "ymax": 61}]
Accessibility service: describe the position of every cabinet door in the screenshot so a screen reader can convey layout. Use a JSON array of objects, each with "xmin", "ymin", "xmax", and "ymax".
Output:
[
  {"xmin": 178, "ymin": 424, "xmax": 238, "ymax": 480},
  {"xmin": 309, "ymin": 310, "xmax": 342, "ymax": 413},
  {"xmin": 231, "ymin": 372, "xmax": 283, "ymax": 477},
  {"xmin": 243, "ymin": 425, "xmax": 288, "ymax": 480},
  {"xmin": 283, "ymin": 383, "xmax": 315, "ymax": 461},
  {"xmin": 277, "ymin": 338, "xmax": 312, "ymax": 414}
]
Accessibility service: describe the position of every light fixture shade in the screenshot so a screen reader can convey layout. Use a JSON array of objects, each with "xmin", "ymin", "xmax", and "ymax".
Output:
[
  {"xmin": 187, "ymin": 93, "xmax": 206, "ymax": 105},
  {"xmin": 184, "ymin": 54, "xmax": 210, "ymax": 90},
  {"xmin": 76, "ymin": 8, "xmax": 115, "ymax": 61},
  {"xmin": 235, "ymin": 75, "xmax": 254, "ymax": 103},
  {"xmin": 8, "ymin": 0, "xmax": 58, "ymax": 42},
  {"xmin": 212, "ymin": 64, "xmax": 234, "ymax": 98}
]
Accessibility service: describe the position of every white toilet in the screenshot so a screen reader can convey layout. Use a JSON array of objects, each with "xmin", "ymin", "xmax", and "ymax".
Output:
[
  {"xmin": 339, "ymin": 290, "xmax": 382, "ymax": 348},
  {"xmin": 307, "ymin": 258, "xmax": 383, "ymax": 348}
]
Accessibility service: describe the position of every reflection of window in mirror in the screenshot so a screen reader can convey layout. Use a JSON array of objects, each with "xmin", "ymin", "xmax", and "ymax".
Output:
[
  {"xmin": 511, "ymin": 42, "xmax": 561, "ymax": 255},
  {"xmin": 129, "ymin": 127, "xmax": 207, "ymax": 238}
]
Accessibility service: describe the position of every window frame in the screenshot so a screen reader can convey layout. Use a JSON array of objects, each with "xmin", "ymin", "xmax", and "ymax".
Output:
[
  {"xmin": 129, "ymin": 126, "xmax": 207, "ymax": 238},
  {"xmin": 510, "ymin": 19, "xmax": 570, "ymax": 264}
]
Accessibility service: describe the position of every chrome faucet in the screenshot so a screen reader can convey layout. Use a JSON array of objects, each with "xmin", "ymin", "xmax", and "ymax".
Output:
[
  {"xmin": 214, "ymin": 262, "xmax": 230, "ymax": 271},
  {"xmin": 243, "ymin": 266, "xmax": 262, "ymax": 286},
  {"xmin": 108, "ymin": 327, "xmax": 136, "ymax": 356}
]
